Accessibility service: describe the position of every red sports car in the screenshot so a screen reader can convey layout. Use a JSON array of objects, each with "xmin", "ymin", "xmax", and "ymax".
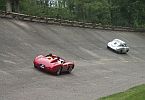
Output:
[{"xmin": 33, "ymin": 54, "xmax": 74, "ymax": 75}]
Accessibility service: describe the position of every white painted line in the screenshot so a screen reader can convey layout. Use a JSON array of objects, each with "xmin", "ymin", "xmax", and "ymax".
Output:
[
  {"xmin": 3, "ymin": 60, "xmax": 16, "ymax": 64},
  {"xmin": 79, "ymin": 47, "xmax": 100, "ymax": 58}
]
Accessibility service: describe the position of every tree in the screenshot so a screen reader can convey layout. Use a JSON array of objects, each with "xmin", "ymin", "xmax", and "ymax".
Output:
[
  {"xmin": 2, "ymin": 0, "xmax": 144, "ymax": 28},
  {"xmin": 0, "ymin": 0, "xmax": 6, "ymax": 10}
]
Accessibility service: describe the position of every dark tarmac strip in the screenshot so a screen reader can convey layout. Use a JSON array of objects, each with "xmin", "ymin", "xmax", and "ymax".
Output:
[{"xmin": 0, "ymin": 18, "xmax": 145, "ymax": 100}]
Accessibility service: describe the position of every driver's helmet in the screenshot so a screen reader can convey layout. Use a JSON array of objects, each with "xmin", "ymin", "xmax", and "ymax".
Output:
[
  {"xmin": 46, "ymin": 53, "xmax": 53, "ymax": 60},
  {"xmin": 46, "ymin": 53, "xmax": 52, "ymax": 57}
]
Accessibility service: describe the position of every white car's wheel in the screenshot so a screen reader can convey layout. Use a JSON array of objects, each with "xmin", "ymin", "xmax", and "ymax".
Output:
[
  {"xmin": 107, "ymin": 46, "xmax": 109, "ymax": 48},
  {"xmin": 126, "ymin": 49, "xmax": 129, "ymax": 53},
  {"xmin": 120, "ymin": 50, "xmax": 123, "ymax": 54}
]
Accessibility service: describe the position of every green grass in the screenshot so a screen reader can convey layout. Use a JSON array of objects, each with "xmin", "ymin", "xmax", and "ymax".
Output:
[{"xmin": 98, "ymin": 84, "xmax": 145, "ymax": 100}]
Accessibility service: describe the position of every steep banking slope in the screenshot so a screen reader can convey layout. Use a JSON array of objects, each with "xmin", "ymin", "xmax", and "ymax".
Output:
[
  {"xmin": 0, "ymin": 18, "xmax": 145, "ymax": 100},
  {"xmin": 1, "ymin": 18, "xmax": 145, "ymax": 62}
]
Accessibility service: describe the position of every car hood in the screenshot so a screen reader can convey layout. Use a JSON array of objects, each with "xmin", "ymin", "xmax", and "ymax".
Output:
[{"xmin": 35, "ymin": 57, "xmax": 61, "ymax": 67}]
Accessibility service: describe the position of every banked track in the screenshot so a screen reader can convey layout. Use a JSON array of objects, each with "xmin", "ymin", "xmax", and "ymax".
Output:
[{"xmin": 0, "ymin": 18, "xmax": 145, "ymax": 100}]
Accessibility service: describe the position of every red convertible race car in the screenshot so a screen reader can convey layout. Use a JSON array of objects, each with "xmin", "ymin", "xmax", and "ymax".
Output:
[{"xmin": 33, "ymin": 53, "xmax": 74, "ymax": 75}]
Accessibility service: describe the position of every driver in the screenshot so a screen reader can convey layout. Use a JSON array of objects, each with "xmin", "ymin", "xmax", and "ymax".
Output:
[
  {"xmin": 46, "ymin": 53, "xmax": 53, "ymax": 57},
  {"xmin": 46, "ymin": 53, "xmax": 58, "ymax": 59}
]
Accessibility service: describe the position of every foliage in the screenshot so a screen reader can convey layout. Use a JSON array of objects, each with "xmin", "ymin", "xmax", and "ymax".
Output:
[
  {"xmin": 71, "ymin": 0, "xmax": 110, "ymax": 24},
  {"xmin": 1, "ymin": 0, "xmax": 145, "ymax": 28},
  {"xmin": 110, "ymin": 0, "xmax": 145, "ymax": 27},
  {"xmin": 0, "ymin": 0, "xmax": 6, "ymax": 11}
]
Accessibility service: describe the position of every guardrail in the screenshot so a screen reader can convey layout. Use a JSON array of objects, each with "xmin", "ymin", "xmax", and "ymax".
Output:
[{"xmin": 0, "ymin": 11, "xmax": 145, "ymax": 32}]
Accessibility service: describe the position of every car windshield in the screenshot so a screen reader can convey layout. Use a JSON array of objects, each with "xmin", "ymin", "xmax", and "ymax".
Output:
[{"xmin": 119, "ymin": 43, "xmax": 127, "ymax": 47}]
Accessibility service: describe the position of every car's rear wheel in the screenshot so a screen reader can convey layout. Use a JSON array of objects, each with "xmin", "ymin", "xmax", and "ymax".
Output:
[
  {"xmin": 126, "ymin": 49, "xmax": 129, "ymax": 52},
  {"xmin": 34, "ymin": 64, "xmax": 37, "ymax": 68},
  {"xmin": 56, "ymin": 67, "xmax": 62, "ymax": 75}
]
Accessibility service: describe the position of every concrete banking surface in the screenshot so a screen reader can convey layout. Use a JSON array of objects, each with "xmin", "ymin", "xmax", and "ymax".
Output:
[{"xmin": 0, "ymin": 18, "xmax": 145, "ymax": 100}]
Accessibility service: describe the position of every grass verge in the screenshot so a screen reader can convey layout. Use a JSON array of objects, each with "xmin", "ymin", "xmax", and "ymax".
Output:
[{"xmin": 98, "ymin": 84, "xmax": 145, "ymax": 100}]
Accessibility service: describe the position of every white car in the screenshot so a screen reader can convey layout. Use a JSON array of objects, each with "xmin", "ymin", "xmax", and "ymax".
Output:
[{"xmin": 107, "ymin": 39, "xmax": 129, "ymax": 54}]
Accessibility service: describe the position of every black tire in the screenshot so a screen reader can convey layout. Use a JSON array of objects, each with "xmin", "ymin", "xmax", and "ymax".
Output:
[
  {"xmin": 34, "ymin": 64, "xmax": 37, "ymax": 68},
  {"xmin": 68, "ymin": 66, "xmax": 74, "ymax": 73},
  {"xmin": 107, "ymin": 45, "xmax": 109, "ymax": 49},
  {"xmin": 56, "ymin": 67, "xmax": 62, "ymax": 75},
  {"xmin": 120, "ymin": 50, "xmax": 123, "ymax": 54}
]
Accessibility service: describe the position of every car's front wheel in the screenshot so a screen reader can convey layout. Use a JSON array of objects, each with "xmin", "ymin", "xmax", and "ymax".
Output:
[
  {"xmin": 68, "ymin": 65, "xmax": 74, "ymax": 73},
  {"xmin": 107, "ymin": 45, "xmax": 109, "ymax": 49},
  {"xmin": 56, "ymin": 67, "xmax": 62, "ymax": 75}
]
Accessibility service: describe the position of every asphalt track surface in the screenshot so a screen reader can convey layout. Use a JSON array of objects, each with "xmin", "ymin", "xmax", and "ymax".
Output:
[{"xmin": 0, "ymin": 18, "xmax": 145, "ymax": 100}]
